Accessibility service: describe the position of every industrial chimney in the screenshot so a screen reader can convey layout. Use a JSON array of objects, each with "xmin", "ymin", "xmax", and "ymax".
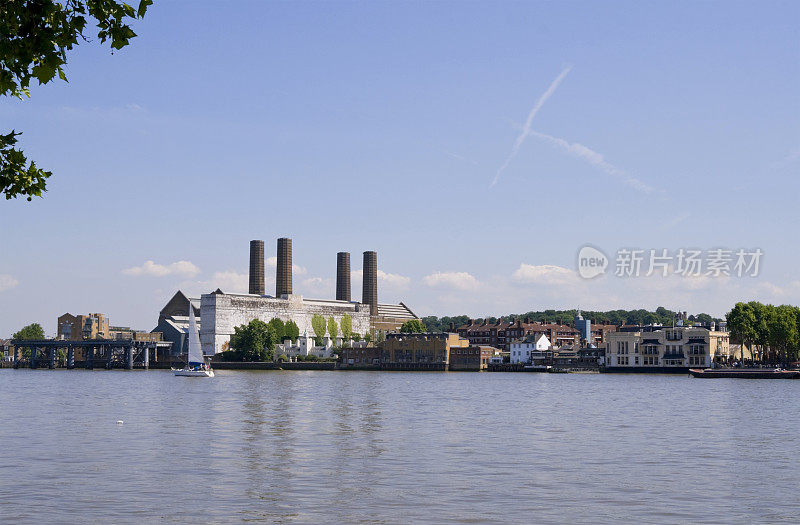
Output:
[
  {"xmin": 276, "ymin": 237, "xmax": 293, "ymax": 297},
  {"xmin": 336, "ymin": 252, "xmax": 351, "ymax": 301},
  {"xmin": 362, "ymin": 251, "xmax": 377, "ymax": 315},
  {"xmin": 249, "ymin": 240, "xmax": 265, "ymax": 295}
]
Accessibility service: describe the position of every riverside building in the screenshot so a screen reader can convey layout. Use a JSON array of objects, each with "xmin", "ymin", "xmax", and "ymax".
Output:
[
  {"xmin": 457, "ymin": 317, "xmax": 617, "ymax": 351},
  {"xmin": 604, "ymin": 325, "xmax": 730, "ymax": 372},
  {"xmin": 509, "ymin": 334, "xmax": 552, "ymax": 364},
  {"xmin": 379, "ymin": 332, "xmax": 489, "ymax": 371}
]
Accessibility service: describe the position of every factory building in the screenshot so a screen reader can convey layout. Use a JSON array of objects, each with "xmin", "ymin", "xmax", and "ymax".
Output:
[
  {"xmin": 200, "ymin": 238, "xmax": 417, "ymax": 355},
  {"xmin": 152, "ymin": 290, "xmax": 203, "ymax": 355}
]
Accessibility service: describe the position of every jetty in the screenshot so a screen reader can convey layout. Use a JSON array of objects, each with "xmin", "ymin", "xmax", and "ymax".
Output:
[{"xmin": 9, "ymin": 339, "xmax": 169, "ymax": 370}]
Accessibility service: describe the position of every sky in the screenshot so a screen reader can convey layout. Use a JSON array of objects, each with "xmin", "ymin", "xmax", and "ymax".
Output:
[{"xmin": 1, "ymin": 1, "xmax": 799, "ymax": 336}]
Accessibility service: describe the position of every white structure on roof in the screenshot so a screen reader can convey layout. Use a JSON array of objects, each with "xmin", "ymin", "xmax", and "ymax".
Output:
[{"xmin": 509, "ymin": 334, "xmax": 551, "ymax": 364}]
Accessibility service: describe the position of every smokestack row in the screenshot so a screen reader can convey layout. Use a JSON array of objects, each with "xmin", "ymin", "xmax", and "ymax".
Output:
[
  {"xmin": 249, "ymin": 240, "xmax": 265, "ymax": 295},
  {"xmin": 336, "ymin": 252, "xmax": 351, "ymax": 301},
  {"xmin": 247, "ymin": 239, "xmax": 377, "ymax": 313},
  {"xmin": 362, "ymin": 250, "xmax": 378, "ymax": 315},
  {"xmin": 276, "ymin": 237, "xmax": 293, "ymax": 297}
]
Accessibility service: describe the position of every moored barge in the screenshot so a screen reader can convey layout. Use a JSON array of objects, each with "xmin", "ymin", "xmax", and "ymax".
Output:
[{"xmin": 689, "ymin": 368, "xmax": 800, "ymax": 379}]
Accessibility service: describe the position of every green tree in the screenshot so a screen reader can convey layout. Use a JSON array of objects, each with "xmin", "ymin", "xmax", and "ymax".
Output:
[
  {"xmin": 311, "ymin": 314, "xmax": 326, "ymax": 346},
  {"xmin": 364, "ymin": 332, "xmax": 372, "ymax": 344},
  {"xmin": 727, "ymin": 302, "xmax": 757, "ymax": 363},
  {"xmin": 750, "ymin": 301, "xmax": 771, "ymax": 362},
  {"xmin": 1, "ymin": 0, "xmax": 153, "ymax": 201},
  {"xmin": 12, "ymin": 322, "xmax": 45, "ymax": 359},
  {"xmin": 13, "ymin": 322, "xmax": 45, "ymax": 340},
  {"xmin": 284, "ymin": 320, "xmax": 299, "ymax": 343},
  {"xmin": 327, "ymin": 317, "xmax": 338, "ymax": 344},
  {"xmin": 770, "ymin": 305, "xmax": 799, "ymax": 364},
  {"xmin": 229, "ymin": 319, "xmax": 276, "ymax": 361},
  {"xmin": 351, "ymin": 332, "xmax": 361, "ymax": 342},
  {"xmin": 268, "ymin": 318, "xmax": 285, "ymax": 343},
  {"xmin": 400, "ymin": 319, "xmax": 427, "ymax": 333},
  {"xmin": 340, "ymin": 314, "xmax": 352, "ymax": 341}
]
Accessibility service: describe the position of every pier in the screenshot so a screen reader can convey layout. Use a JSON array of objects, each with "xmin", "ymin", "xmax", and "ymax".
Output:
[{"xmin": 9, "ymin": 339, "xmax": 171, "ymax": 370}]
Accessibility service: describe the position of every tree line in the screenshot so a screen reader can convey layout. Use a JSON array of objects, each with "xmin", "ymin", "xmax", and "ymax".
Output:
[
  {"xmin": 420, "ymin": 308, "xmax": 720, "ymax": 333},
  {"xmin": 726, "ymin": 301, "xmax": 800, "ymax": 364}
]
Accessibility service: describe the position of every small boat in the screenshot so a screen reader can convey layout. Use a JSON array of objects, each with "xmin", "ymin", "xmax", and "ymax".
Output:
[
  {"xmin": 173, "ymin": 305, "xmax": 214, "ymax": 378},
  {"xmin": 689, "ymin": 368, "xmax": 800, "ymax": 379}
]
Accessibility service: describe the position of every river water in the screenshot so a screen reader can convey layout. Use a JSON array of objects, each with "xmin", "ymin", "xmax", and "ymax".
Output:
[{"xmin": 1, "ymin": 369, "xmax": 798, "ymax": 524}]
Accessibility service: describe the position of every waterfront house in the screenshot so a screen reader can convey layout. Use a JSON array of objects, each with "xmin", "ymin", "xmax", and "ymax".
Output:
[
  {"xmin": 509, "ymin": 334, "xmax": 551, "ymax": 364},
  {"xmin": 605, "ymin": 325, "xmax": 730, "ymax": 372},
  {"xmin": 0, "ymin": 339, "xmax": 14, "ymax": 362}
]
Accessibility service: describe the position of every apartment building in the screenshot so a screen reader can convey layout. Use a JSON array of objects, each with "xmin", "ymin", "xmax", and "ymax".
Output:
[
  {"xmin": 605, "ymin": 325, "xmax": 730, "ymax": 371},
  {"xmin": 57, "ymin": 313, "xmax": 108, "ymax": 340},
  {"xmin": 457, "ymin": 319, "xmax": 582, "ymax": 350}
]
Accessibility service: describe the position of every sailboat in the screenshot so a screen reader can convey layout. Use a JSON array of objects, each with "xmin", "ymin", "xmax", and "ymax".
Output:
[{"xmin": 173, "ymin": 304, "xmax": 214, "ymax": 377}]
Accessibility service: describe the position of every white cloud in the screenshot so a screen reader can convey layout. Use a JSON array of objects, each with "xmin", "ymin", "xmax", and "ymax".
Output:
[
  {"xmin": 351, "ymin": 269, "xmax": 411, "ymax": 291},
  {"xmin": 422, "ymin": 271, "xmax": 480, "ymax": 291},
  {"xmin": 529, "ymin": 131, "xmax": 655, "ymax": 193},
  {"xmin": 512, "ymin": 264, "xmax": 577, "ymax": 286},
  {"xmin": 300, "ymin": 276, "xmax": 334, "ymax": 297},
  {"xmin": 492, "ymin": 65, "xmax": 572, "ymax": 187},
  {"xmin": 265, "ymin": 256, "xmax": 307, "ymax": 275},
  {"xmin": 204, "ymin": 271, "xmax": 249, "ymax": 293},
  {"xmin": 378, "ymin": 270, "xmax": 411, "ymax": 289},
  {"xmin": 122, "ymin": 260, "xmax": 200, "ymax": 278},
  {"xmin": 0, "ymin": 274, "xmax": 19, "ymax": 292},
  {"xmin": 177, "ymin": 270, "xmax": 249, "ymax": 297}
]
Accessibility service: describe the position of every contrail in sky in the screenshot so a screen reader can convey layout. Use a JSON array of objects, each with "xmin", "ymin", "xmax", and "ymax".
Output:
[
  {"xmin": 529, "ymin": 130, "xmax": 655, "ymax": 193},
  {"xmin": 490, "ymin": 65, "xmax": 572, "ymax": 187}
]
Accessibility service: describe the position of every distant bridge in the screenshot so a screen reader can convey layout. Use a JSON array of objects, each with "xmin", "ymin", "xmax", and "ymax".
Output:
[{"xmin": 9, "ymin": 339, "xmax": 171, "ymax": 370}]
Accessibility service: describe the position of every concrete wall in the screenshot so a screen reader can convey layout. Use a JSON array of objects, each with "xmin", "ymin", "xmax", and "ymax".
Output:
[{"xmin": 200, "ymin": 293, "xmax": 372, "ymax": 355}]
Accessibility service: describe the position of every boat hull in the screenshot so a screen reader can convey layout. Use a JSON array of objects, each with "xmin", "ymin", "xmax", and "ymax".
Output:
[
  {"xmin": 172, "ymin": 368, "xmax": 215, "ymax": 377},
  {"xmin": 689, "ymin": 368, "xmax": 800, "ymax": 379}
]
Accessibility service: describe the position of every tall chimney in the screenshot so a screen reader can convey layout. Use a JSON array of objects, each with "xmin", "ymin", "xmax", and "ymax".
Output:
[
  {"xmin": 249, "ymin": 240, "xmax": 265, "ymax": 295},
  {"xmin": 336, "ymin": 252, "xmax": 351, "ymax": 301},
  {"xmin": 362, "ymin": 251, "xmax": 377, "ymax": 315},
  {"xmin": 276, "ymin": 237, "xmax": 293, "ymax": 297}
]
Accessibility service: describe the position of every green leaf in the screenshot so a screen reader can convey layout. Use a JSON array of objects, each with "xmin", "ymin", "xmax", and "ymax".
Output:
[{"xmin": 137, "ymin": 0, "xmax": 153, "ymax": 18}]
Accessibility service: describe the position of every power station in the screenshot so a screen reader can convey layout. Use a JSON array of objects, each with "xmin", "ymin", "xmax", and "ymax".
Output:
[{"xmin": 199, "ymin": 238, "xmax": 417, "ymax": 355}]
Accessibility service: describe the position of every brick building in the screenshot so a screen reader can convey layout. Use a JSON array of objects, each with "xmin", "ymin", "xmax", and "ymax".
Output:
[
  {"xmin": 449, "ymin": 345, "xmax": 493, "ymax": 371},
  {"xmin": 57, "ymin": 313, "xmax": 108, "ymax": 340},
  {"xmin": 456, "ymin": 317, "xmax": 617, "ymax": 351},
  {"xmin": 338, "ymin": 345, "xmax": 383, "ymax": 368}
]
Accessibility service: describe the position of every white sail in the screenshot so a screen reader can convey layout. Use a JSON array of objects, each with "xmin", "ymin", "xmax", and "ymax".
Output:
[{"xmin": 187, "ymin": 304, "xmax": 204, "ymax": 366}]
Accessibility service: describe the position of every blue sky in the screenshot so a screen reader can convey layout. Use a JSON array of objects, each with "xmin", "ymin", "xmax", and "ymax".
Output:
[{"xmin": 1, "ymin": 1, "xmax": 799, "ymax": 336}]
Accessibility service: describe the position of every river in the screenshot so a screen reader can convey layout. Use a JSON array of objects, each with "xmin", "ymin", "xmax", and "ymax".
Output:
[{"xmin": 1, "ymin": 369, "xmax": 798, "ymax": 523}]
